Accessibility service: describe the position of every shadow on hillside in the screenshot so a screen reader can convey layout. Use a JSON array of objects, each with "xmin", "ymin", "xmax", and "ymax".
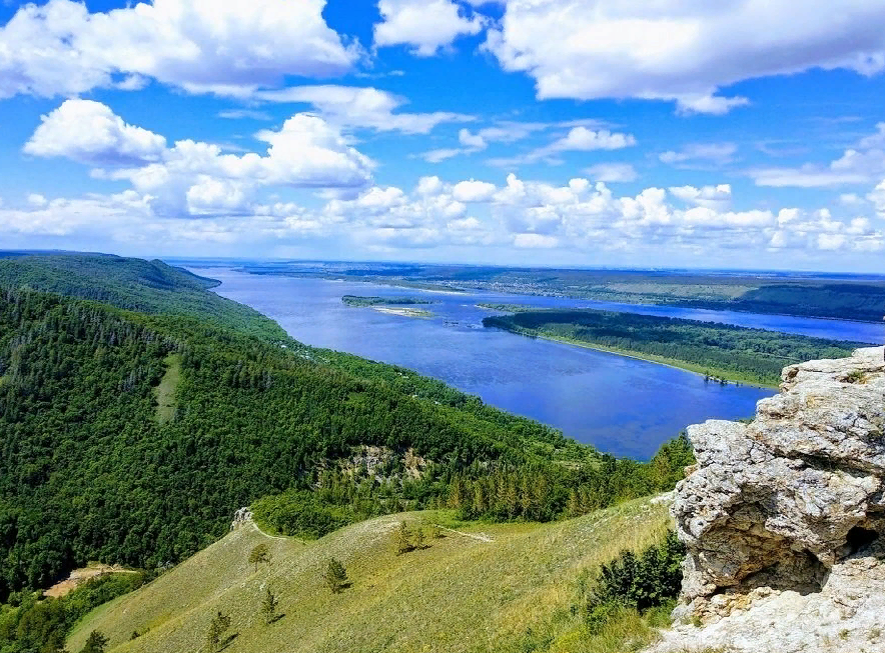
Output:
[{"xmin": 220, "ymin": 633, "xmax": 239, "ymax": 650}]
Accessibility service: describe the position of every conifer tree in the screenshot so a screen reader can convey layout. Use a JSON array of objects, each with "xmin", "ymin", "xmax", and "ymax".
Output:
[
  {"xmin": 394, "ymin": 521, "xmax": 415, "ymax": 555},
  {"xmin": 448, "ymin": 477, "xmax": 464, "ymax": 511},
  {"xmin": 323, "ymin": 558, "xmax": 349, "ymax": 594},
  {"xmin": 206, "ymin": 611, "xmax": 232, "ymax": 652},
  {"xmin": 472, "ymin": 483, "xmax": 487, "ymax": 516},
  {"xmin": 261, "ymin": 587, "xmax": 279, "ymax": 624},
  {"xmin": 80, "ymin": 630, "xmax": 109, "ymax": 653},
  {"xmin": 413, "ymin": 527, "xmax": 426, "ymax": 551}
]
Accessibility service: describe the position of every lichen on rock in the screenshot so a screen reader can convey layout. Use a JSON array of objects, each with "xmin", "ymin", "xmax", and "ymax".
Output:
[{"xmin": 653, "ymin": 346, "xmax": 885, "ymax": 653}]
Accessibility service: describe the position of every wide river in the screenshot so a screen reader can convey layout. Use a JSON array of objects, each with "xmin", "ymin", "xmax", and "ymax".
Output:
[{"xmin": 191, "ymin": 268, "xmax": 881, "ymax": 459}]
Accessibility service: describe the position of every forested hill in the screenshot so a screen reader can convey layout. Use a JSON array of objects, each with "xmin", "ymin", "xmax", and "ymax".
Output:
[
  {"xmin": 0, "ymin": 254, "xmax": 691, "ymax": 607},
  {"xmin": 0, "ymin": 285, "xmax": 558, "ymax": 596},
  {"xmin": 0, "ymin": 253, "xmax": 287, "ymax": 341}
]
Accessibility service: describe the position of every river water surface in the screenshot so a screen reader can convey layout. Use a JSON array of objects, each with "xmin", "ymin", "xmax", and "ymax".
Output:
[{"xmin": 191, "ymin": 268, "xmax": 880, "ymax": 459}]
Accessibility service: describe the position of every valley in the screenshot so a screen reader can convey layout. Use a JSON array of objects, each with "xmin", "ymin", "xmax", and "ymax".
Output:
[
  {"xmin": 2, "ymin": 6, "xmax": 884, "ymax": 650},
  {"xmin": 197, "ymin": 267, "xmax": 880, "ymax": 458},
  {"xmin": 231, "ymin": 261, "xmax": 885, "ymax": 324},
  {"xmin": 0, "ymin": 252, "xmax": 879, "ymax": 653}
]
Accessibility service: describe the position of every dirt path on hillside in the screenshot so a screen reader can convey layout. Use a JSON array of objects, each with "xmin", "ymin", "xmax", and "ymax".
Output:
[
  {"xmin": 433, "ymin": 525, "xmax": 494, "ymax": 542},
  {"xmin": 251, "ymin": 520, "xmax": 290, "ymax": 541}
]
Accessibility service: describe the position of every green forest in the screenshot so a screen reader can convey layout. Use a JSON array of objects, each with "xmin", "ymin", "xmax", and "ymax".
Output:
[
  {"xmin": 483, "ymin": 308, "xmax": 864, "ymax": 386},
  {"xmin": 342, "ymin": 295, "xmax": 434, "ymax": 307},
  {"xmin": 0, "ymin": 254, "xmax": 693, "ymax": 608},
  {"xmin": 0, "ymin": 254, "xmax": 287, "ymax": 342},
  {"xmin": 0, "ymin": 573, "xmax": 145, "ymax": 653}
]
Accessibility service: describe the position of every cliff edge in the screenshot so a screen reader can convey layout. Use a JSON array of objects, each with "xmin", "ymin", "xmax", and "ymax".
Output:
[{"xmin": 653, "ymin": 346, "xmax": 885, "ymax": 653}]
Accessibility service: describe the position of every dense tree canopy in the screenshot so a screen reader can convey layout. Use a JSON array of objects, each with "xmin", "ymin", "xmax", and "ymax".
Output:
[{"xmin": 483, "ymin": 308, "xmax": 863, "ymax": 385}]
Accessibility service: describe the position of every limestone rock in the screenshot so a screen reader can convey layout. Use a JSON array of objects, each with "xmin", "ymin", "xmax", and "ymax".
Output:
[
  {"xmin": 653, "ymin": 346, "xmax": 885, "ymax": 653},
  {"xmin": 231, "ymin": 506, "xmax": 253, "ymax": 530}
]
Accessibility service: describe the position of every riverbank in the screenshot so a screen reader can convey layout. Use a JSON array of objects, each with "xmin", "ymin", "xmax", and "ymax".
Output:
[{"xmin": 493, "ymin": 326, "xmax": 778, "ymax": 388}]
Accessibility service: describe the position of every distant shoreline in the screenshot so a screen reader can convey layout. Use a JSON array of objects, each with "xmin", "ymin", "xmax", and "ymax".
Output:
[{"xmin": 487, "ymin": 326, "xmax": 778, "ymax": 389}]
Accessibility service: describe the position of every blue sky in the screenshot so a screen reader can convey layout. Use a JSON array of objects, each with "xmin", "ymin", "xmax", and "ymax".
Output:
[{"xmin": 1, "ymin": 0, "xmax": 885, "ymax": 271}]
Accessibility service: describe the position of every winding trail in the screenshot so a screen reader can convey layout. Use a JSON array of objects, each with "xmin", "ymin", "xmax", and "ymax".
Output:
[{"xmin": 250, "ymin": 520, "xmax": 290, "ymax": 541}]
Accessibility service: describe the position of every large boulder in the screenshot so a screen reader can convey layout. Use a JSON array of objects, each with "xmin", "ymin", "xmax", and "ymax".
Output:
[{"xmin": 654, "ymin": 346, "xmax": 885, "ymax": 653}]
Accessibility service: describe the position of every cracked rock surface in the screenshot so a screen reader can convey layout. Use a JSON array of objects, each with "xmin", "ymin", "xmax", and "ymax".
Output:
[{"xmin": 651, "ymin": 346, "xmax": 885, "ymax": 653}]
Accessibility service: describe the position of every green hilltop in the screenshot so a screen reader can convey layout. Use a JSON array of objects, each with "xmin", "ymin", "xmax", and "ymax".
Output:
[{"xmin": 0, "ymin": 252, "xmax": 287, "ymax": 341}]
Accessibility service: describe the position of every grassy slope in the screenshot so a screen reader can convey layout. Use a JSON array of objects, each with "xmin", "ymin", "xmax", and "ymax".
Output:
[
  {"xmin": 152, "ymin": 353, "xmax": 181, "ymax": 423},
  {"xmin": 68, "ymin": 501, "xmax": 672, "ymax": 653}
]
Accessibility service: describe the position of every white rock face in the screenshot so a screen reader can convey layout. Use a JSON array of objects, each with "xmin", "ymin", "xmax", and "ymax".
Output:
[
  {"xmin": 230, "ymin": 506, "xmax": 253, "ymax": 530},
  {"xmin": 652, "ymin": 346, "xmax": 885, "ymax": 653}
]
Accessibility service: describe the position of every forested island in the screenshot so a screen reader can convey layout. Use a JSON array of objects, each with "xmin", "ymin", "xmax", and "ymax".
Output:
[
  {"xmin": 483, "ymin": 308, "xmax": 864, "ymax": 386},
  {"xmin": 342, "ymin": 294, "xmax": 435, "ymax": 317},
  {"xmin": 341, "ymin": 295, "xmax": 434, "ymax": 307}
]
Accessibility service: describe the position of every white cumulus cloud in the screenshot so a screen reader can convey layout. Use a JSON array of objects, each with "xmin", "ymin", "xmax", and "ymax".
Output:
[
  {"xmin": 484, "ymin": 0, "xmax": 885, "ymax": 113},
  {"xmin": 452, "ymin": 179, "xmax": 497, "ymax": 202},
  {"xmin": 28, "ymin": 100, "xmax": 374, "ymax": 218},
  {"xmin": 254, "ymin": 85, "xmax": 473, "ymax": 134},
  {"xmin": 0, "ymin": 0, "xmax": 359, "ymax": 99},
  {"xmin": 374, "ymin": 0, "xmax": 486, "ymax": 56},
  {"xmin": 490, "ymin": 127, "xmax": 636, "ymax": 166},
  {"xmin": 24, "ymin": 99, "xmax": 167, "ymax": 165},
  {"xmin": 669, "ymin": 184, "xmax": 732, "ymax": 209}
]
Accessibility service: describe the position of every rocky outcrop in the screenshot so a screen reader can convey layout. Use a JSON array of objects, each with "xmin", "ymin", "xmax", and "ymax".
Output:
[
  {"xmin": 231, "ymin": 506, "xmax": 253, "ymax": 530},
  {"xmin": 653, "ymin": 346, "xmax": 885, "ymax": 653}
]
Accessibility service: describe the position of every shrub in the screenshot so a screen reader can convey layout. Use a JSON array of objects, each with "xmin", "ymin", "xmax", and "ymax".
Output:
[{"xmin": 583, "ymin": 531, "xmax": 686, "ymax": 633}]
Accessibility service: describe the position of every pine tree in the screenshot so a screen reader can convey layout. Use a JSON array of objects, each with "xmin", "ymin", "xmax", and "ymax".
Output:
[
  {"xmin": 448, "ymin": 477, "xmax": 464, "ymax": 511},
  {"xmin": 502, "ymin": 475, "xmax": 519, "ymax": 518},
  {"xmin": 566, "ymin": 488, "xmax": 581, "ymax": 518},
  {"xmin": 205, "ymin": 611, "xmax": 232, "ymax": 652},
  {"xmin": 80, "ymin": 630, "xmax": 109, "ymax": 653},
  {"xmin": 261, "ymin": 587, "xmax": 279, "ymax": 624},
  {"xmin": 323, "ymin": 558, "xmax": 349, "ymax": 594},
  {"xmin": 394, "ymin": 521, "xmax": 415, "ymax": 555},
  {"xmin": 248, "ymin": 542, "xmax": 271, "ymax": 572},
  {"xmin": 472, "ymin": 483, "xmax": 487, "ymax": 516},
  {"xmin": 413, "ymin": 527, "xmax": 426, "ymax": 551}
]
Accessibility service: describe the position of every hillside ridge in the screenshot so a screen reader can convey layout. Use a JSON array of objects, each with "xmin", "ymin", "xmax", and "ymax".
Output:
[{"xmin": 68, "ymin": 501, "xmax": 672, "ymax": 653}]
